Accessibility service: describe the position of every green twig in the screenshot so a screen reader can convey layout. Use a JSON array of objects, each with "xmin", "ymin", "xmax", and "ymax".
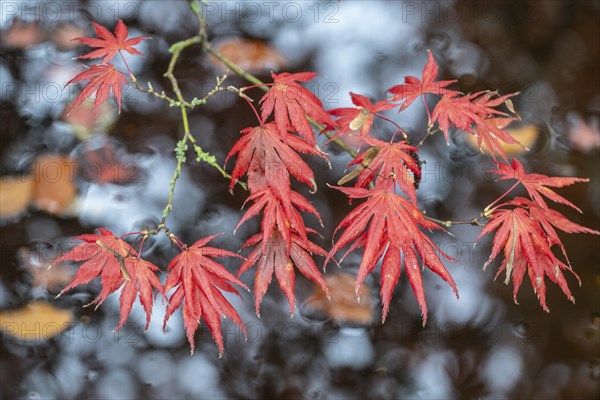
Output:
[
  {"xmin": 188, "ymin": 0, "xmax": 208, "ymax": 46},
  {"xmin": 129, "ymin": 77, "xmax": 180, "ymax": 107},
  {"xmin": 164, "ymin": 36, "xmax": 202, "ymax": 108}
]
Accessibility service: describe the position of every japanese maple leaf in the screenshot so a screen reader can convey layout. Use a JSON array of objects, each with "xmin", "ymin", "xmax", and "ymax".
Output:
[
  {"xmin": 511, "ymin": 198, "xmax": 599, "ymax": 265},
  {"xmin": 431, "ymin": 91, "xmax": 521, "ymax": 160},
  {"xmin": 472, "ymin": 117, "xmax": 522, "ymax": 161},
  {"xmin": 342, "ymin": 137, "xmax": 421, "ymax": 203},
  {"xmin": 327, "ymin": 92, "xmax": 395, "ymax": 145},
  {"xmin": 74, "ymin": 19, "xmax": 147, "ymax": 63},
  {"xmin": 476, "ymin": 200, "xmax": 597, "ymax": 311},
  {"xmin": 234, "ymin": 187, "xmax": 323, "ymax": 254},
  {"xmin": 326, "ymin": 186, "xmax": 458, "ymax": 324},
  {"xmin": 119, "ymin": 257, "xmax": 163, "ymax": 330},
  {"xmin": 492, "ymin": 158, "xmax": 589, "ymax": 212},
  {"xmin": 387, "ymin": 50, "xmax": 457, "ymax": 110},
  {"xmin": 431, "ymin": 91, "xmax": 516, "ymax": 136},
  {"xmin": 53, "ymin": 228, "xmax": 161, "ymax": 329},
  {"xmin": 260, "ymin": 72, "xmax": 337, "ymax": 144},
  {"xmin": 237, "ymin": 230, "xmax": 329, "ymax": 316},
  {"xmin": 53, "ymin": 228, "xmax": 133, "ymax": 307},
  {"xmin": 66, "ymin": 64, "xmax": 127, "ymax": 115},
  {"xmin": 163, "ymin": 235, "xmax": 248, "ymax": 355},
  {"xmin": 225, "ymin": 122, "xmax": 326, "ymax": 194}
]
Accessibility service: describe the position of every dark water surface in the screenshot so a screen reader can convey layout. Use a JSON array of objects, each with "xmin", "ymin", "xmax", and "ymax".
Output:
[{"xmin": 1, "ymin": 1, "xmax": 599, "ymax": 399}]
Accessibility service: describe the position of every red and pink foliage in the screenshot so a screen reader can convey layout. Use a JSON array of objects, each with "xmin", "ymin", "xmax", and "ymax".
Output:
[{"xmin": 56, "ymin": 21, "xmax": 598, "ymax": 355}]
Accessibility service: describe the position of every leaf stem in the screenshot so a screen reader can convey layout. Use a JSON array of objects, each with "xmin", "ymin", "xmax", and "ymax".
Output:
[
  {"xmin": 119, "ymin": 51, "xmax": 134, "ymax": 78},
  {"xmin": 483, "ymin": 181, "xmax": 520, "ymax": 216},
  {"xmin": 239, "ymin": 93, "xmax": 264, "ymax": 126},
  {"xmin": 375, "ymin": 112, "xmax": 408, "ymax": 140}
]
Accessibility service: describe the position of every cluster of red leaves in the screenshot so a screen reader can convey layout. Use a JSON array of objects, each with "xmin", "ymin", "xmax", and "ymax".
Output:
[
  {"xmin": 325, "ymin": 50, "xmax": 597, "ymax": 322},
  {"xmin": 54, "ymin": 230, "xmax": 246, "ymax": 355},
  {"xmin": 60, "ymin": 20, "xmax": 598, "ymax": 356},
  {"xmin": 66, "ymin": 19, "xmax": 147, "ymax": 115},
  {"xmin": 328, "ymin": 51, "xmax": 521, "ymax": 164},
  {"xmin": 324, "ymin": 51, "xmax": 476, "ymax": 324},
  {"xmin": 226, "ymin": 73, "xmax": 334, "ymax": 315},
  {"xmin": 476, "ymin": 159, "xmax": 599, "ymax": 310},
  {"xmin": 388, "ymin": 50, "xmax": 521, "ymax": 162}
]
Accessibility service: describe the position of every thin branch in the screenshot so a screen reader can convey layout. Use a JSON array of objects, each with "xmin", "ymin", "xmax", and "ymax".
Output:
[
  {"xmin": 129, "ymin": 77, "xmax": 180, "ymax": 106},
  {"xmin": 417, "ymin": 126, "xmax": 441, "ymax": 147},
  {"xmin": 422, "ymin": 212, "xmax": 485, "ymax": 228},
  {"xmin": 188, "ymin": 0, "xmax": 208, "ymax": 45},
  {"xmin": 163, "ymin": 36, "xmax": 202, "ymax": 108}
]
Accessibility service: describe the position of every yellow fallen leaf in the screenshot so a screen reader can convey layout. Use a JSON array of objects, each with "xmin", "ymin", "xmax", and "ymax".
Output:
[
  {"xmin": 1, "ymin": 19, "xmax": 45, "ymax": 49},
  {"xmin": 32, "ymin": 155, "xmax": 77, "ymax": 215},
  {"xmin": 0, "ymin": 175, "xmax": 33, "ymax": 217},
  {"xmin": 0, "ymin": 301, "xmax": 73, "ymax": 341},
  {"xmin": 306, "ymin": 272, "xmax": 374, "ymax": 325},
  {"xmin": 19, "ymin": 247, "xmax": 75, "ymax": 292},
  {"xmin": 209, "ymin": 38, "xmax": 286, "ymax": 73}
]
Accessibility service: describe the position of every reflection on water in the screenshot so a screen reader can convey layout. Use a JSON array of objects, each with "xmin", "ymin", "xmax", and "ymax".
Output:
[{"xmin": 1, "ymin": 1, "xmax": 599, "ymax": 399}]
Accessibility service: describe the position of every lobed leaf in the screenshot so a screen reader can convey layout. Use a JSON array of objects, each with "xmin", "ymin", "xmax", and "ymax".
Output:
[
  {"xmin": 163, "ymin": 236, "xmax": 248, "ymax": 355},
  {"xmin": 326, "ymin": 186, "xmax": 458, "ymax": 324},
  {"xmin": 74, "ymin": 19, "xmax": 147, "ymax": 63},
  {"xmin": 260, "ymin": 72, "xmax": 337, "ymax": 143}
]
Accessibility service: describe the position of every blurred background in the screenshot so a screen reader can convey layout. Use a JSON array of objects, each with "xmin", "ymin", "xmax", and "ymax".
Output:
[{"xmin": 1, "ymin": 1, "xmax": 599, "ymax": 399}]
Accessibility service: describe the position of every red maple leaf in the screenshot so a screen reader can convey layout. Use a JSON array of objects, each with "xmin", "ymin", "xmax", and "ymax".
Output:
[
  {"xmin": 225, "ymin": 122, "xmax": 326, "ymax": 194},
  {"xmin": 387, "ymin": 50, "xmax": 456, "ymax": 111},
  {"xmin": 492, "ymin": 158, "xmax": 589, "ymax": 212},
  {"xmin": 514, "ymin": 197, "xmax": 599, "ymax": 264},
  {"xmin": 260, "ymin": 72, "xmax": 336, "ymax": 144},
  {"xmin": 66, "ymin": 64, "xmax": 127, "ymax": 115},
  {"xmin": 74, "ymin": 19, "xmax": 147, "ymax": 63},
  {"xmin": 472, "ymin": 117, "xmax": 522, "ymax": 161},
  {"xmin": 237, "ymin": 230, "xmax": 329, "ymax": 316},
  {"xmin": 431, "ymin": 91, "xmax": 514, "ymax": 132},
  {"xmin": 119, "ymin": 257, "xmax": 163, "ymax": 330},
  {"xmin": 163, "ymin": 235, "xmax": 248, "ymax": 355},
  {"xmin": 431, "ymin": 91, "xmax": 521, "ymax": 160},
  {"xmin": 327, "ymin": 92, "xmax": 395, "ymax": 145},
  {"xmin": 235, "ymin": 187, "xmax": 322, "ymax": 253},
  {"xmin": 52, "ymin": 228, "xmax": 161, "ymax": 329},
  {"xmin": 477, "ymin": 198, "xmax": 598, "ymax": 311},
  {"xmin": 343, "ymin": 137, "xmax": 421, "ymax": 203},
  {"xmin": 326, "ymin": 185, "xmax": 458, "ymax": 323}
]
